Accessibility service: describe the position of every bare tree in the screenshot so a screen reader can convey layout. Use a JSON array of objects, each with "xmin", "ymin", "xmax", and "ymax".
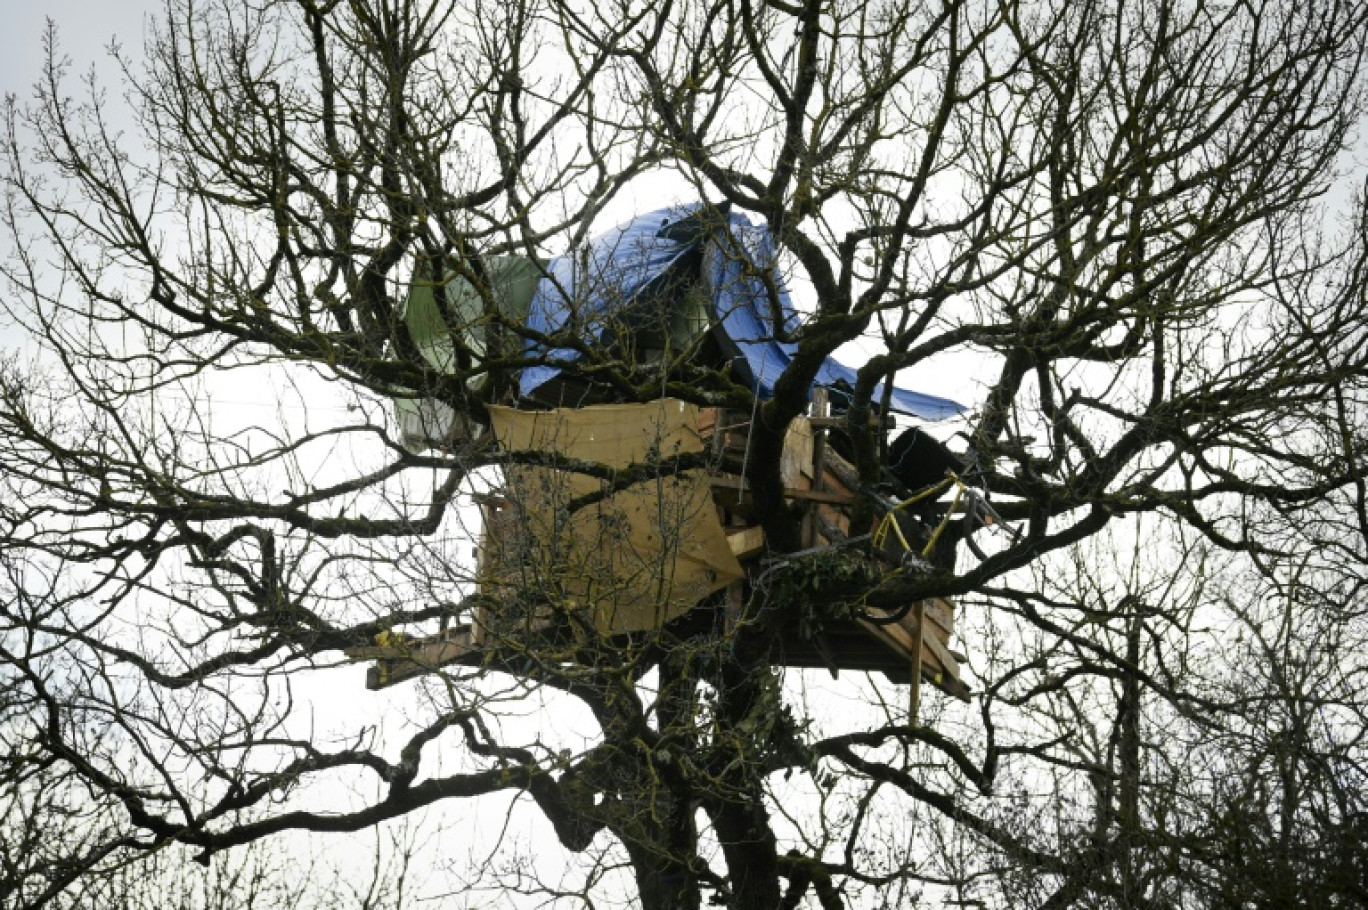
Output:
[{"xmin": 2, "ymin": 0, "xmax": 1367, "ymax": 908}]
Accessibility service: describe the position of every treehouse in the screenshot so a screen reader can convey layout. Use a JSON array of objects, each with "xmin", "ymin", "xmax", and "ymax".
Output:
[{"xmin": 351, "ymin": 205, "xmax": 977, "ymax": 711}]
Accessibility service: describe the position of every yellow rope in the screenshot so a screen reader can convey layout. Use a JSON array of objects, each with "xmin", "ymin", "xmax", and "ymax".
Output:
[
  {"xmin": 872, "ymin": 472, "xmax": 969, "ymax": 560},
  {"xmin": 872, "ymin": 475, "xmax": 953, "ymax": 548},
  {"xmin": 921, "ymin": 475, "xmax": 967, "ymax": 559}
]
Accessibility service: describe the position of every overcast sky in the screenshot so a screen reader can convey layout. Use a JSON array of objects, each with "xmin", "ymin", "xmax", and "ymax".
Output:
[{"xmin": 0, "ymin": 0, "xmax": 155, "ymax": 101}]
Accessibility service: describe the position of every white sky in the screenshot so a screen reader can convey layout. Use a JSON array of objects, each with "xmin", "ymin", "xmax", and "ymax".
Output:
[{"xmin": 0, "ymin": 0, "xmax": 155, "ymax": 100}]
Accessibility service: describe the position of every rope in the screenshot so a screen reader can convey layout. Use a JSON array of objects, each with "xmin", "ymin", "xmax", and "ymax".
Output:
[{"xmin": 871, "ymin": 472, "xmax": 965, "ymax": 557}]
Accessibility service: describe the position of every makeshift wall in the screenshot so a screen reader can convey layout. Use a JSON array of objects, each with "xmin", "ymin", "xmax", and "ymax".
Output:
[{"xmin": 479, "ymin": 400, "xmax": 744, "ymax": 637}]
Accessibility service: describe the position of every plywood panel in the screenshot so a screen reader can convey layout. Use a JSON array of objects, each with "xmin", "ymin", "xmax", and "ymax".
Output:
[{"xmin": 481, "ymin": 401, "xmax": 744, "ymax": 637}]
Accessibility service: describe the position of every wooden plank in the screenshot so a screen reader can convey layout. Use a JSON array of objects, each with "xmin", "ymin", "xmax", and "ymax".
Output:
[
  {"xmin": 814, "ymin": 443, "xmax": 854, "ymax": 544},
  {"xmin": 727, "ymin": 526, "xmax": 766, "ymax": 560},
  {"xmin": 696, "ymin": 407, "xmax": 720, "ymax": 436},
  {"xmin": 343, "ymin": 625, "xmax": 471, "ymax": 661},
  {"xmin": 821, "ymin": 451, "xmax": 861, "ymax": 495},
  {"xmin": 922, "ymin": 597, "xmax": 955, "ymax": 638},
  {"xmin": 354, "ymin": 627, "xmax": 480, "ymax": 690},
  {"xmin": 810, "ymin": 390, "xmax": 829, "ymax": 491},
  {"xmin": 856, "ymin": 605, "xmax": 969, "ymax": 699},
  {"xmin": 866, "ymin": 597, "xmax": 953, "ymax": 641},
  {"xmin": 807, "ymin": 414, "xmax": 891, "ymax": 430},
  {"xmin": 792, "ymin": 488, "xmax": 855, "ymax": 505},
  {"xmin": 919, "ymin": 625, "xmax": 964, "ymax": 683},
  {"xmin": 710, "ymin": 476, "xmax": 855, "ymax": 506},
  {"xmin": 805, "ymin": 391, "xmax": 829, "ymax": 550},
  {"xmin": 372, "ymin": 640, "xmax": 478, "ymax": 689},
  {"xmin": 781, "ymin": 417, "xmax": 815, "ymax": 489},
  {"xmin": 859, "ymin": 612, "xmax": 924, "ymax": 665}
]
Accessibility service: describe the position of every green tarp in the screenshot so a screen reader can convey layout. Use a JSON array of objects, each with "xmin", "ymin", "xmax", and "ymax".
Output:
[{"xmin": 394, "ymin": 255, "xmax": 541, "ymax": 449}]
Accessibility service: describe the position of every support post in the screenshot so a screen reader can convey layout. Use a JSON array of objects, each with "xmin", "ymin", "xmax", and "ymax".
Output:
[
  {"xmin": 804, "ymin": 388, "xmax": 829, "ymax": 548},
  {"xmin": 909, "ymin": 601, "xmax": 925, "ymax": 725}
]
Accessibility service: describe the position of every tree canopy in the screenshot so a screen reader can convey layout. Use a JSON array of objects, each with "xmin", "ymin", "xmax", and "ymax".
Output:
[{"xmin": 2, "ymin": 0, "xmax": 1367, "ymax": 908}]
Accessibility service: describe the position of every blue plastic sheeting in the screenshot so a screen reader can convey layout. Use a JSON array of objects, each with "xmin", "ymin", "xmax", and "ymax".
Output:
[
  {"xmin": 520, "ymin": 209, "xmax": 694, "ymax": 397},
  {"xmin": 519, "ymin": 205, "xmax": 965, "ymax": 421},
  {"xmin": 703, "ymin": 214, "xmax": 964, "ymax": 421}
]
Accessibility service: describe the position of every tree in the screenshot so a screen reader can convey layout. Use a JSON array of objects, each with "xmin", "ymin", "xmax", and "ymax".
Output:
[{"xmin": 2, "ymin": 0, "xmax": 1367, "ymax": 907}]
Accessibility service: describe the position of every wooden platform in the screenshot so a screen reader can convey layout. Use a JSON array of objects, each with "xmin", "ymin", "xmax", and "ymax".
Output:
[
  {"xmin": 346, "ymin": 396, "xmax": 970, "ymax": 709},
  {"xmin": 345, "ymin": 595, "xmax": 968, "ymax": 700},
  {"xmin": 772, "ymin": 597, "xmax": 970, "ymax": 699}
]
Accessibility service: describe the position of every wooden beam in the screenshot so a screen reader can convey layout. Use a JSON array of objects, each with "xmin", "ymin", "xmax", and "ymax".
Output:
[
  {"xmin": 806, "ymin": 415, "xmax": 893, "ymax": 430},
  {"xmin": 805, "ymin": 389, "xmax": 829, "ymax": 549},
  {"xmin": 710, "ymin": 476, "xmax": 855, "ymax": 506},
  {"xmin": 345, "ymin": 626, "xmax": 479, "ymax": 690},
  {"xmin": 921, "ymin": 597, "xmax": 955, "ymax": 637},
  {"xmin": 856, "ymin": 605, "xmax": 972, "ymax": 701},
  {"xmin": 727, "ymin": 526, "xmax": 766, "ymax": 560}
]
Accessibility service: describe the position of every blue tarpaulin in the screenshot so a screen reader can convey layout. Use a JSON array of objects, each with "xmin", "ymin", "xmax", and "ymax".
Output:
[{"xmin": 519, "ymin": 205, "xmax": 965, "ymax": 421}]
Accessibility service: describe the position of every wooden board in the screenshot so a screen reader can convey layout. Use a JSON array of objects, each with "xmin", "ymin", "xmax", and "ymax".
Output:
[
  {"xmin": 710, "ymin": 476, "xmax": 855, "ymax": 506},
  {"xmin": 727, "ymin": 526, "xmax": 766, "ymax": 560},
  {"xmin": 781, "ymin": 417, "xmax": 816, "ymax": 489},
  {"xmin": 345, "ymin": 626, "xmax": 479, "ymax": 690}
]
